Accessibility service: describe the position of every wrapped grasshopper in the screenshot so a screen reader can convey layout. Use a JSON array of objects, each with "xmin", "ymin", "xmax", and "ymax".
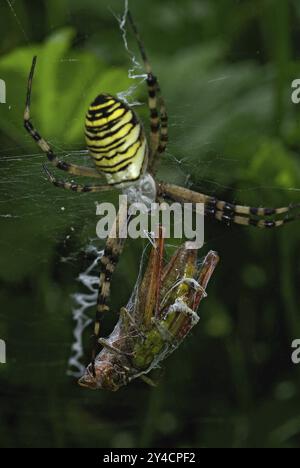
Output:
[{"xmin": 79, "ymin": 228, "xmax": 219, "ymax": 391}]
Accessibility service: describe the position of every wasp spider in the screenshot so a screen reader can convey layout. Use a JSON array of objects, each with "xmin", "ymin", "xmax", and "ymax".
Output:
[{"xmin": 24, "ymin": 11, "xmax": 300, "ymax": 375}]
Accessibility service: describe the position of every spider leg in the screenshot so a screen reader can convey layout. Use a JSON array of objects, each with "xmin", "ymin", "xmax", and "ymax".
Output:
[
  {"xmin": 157, "ymin": 182, "xmax": 300, "ymax": 228},
  {"xmin": 24, "ymin": 56, "xmax": 103, "ymax": 179},
  {"xmin": 127, "ymin": 12, "xmax": 168, "ymax": 169},
  {"xmin": 156, "ymin": 93, "xmax": 168, "ymax": 158},
  {"xmin": 92, "ymin": 201, "xmax": 129, "ymax": 375},
  {"xmin": 43, "ymin": 165, "xmax": 116, "ymax": 192}
]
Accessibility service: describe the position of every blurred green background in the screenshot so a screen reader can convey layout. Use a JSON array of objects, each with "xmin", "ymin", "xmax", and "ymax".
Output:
[{"xmin": 1, "ymin": 0, "xmax": 300, "ymax": 448}]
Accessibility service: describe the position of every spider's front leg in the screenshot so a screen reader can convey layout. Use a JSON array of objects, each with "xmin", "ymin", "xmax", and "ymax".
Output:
[
  {"xmin": 24, "ymin": 56, "xmax": 104, "ymax": 179},
  {"xmin": 127, "ymin": 12, "xmax": 169, "ymax": 171}
]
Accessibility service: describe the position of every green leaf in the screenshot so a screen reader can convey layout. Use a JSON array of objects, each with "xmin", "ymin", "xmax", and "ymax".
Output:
[{"xmin": 0, "ymin": 28, "xmax": 133, "ymax": 147}]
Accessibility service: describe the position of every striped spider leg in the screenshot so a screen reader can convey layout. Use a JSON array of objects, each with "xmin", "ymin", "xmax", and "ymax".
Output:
[
  {"xmin": 127, "ymin": 11, "xmax": 168, "ymax": 170},
  {"xmin": 156, "ymin": 182, "xmax": 300, "ymax": 229},
  {"xmin": 92, "ymin": 197, "xmax": 129, "ymax": 376},
  {"xmin": 24, "ymin": 57, "xmax": 106, "ymax": 183},
  {"xmin": 79, "ymin": 227, "xmax": 220, "ymax": 391}
]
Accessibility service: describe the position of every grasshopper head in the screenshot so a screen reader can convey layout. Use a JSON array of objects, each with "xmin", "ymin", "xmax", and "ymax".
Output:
[{"xmin": 78, "ymin": 361, "xmax": 128, "ymax": 391}]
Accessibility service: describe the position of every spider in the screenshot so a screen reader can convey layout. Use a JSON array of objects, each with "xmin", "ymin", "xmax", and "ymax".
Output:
[{"xmin": 24, "ymin": 10, "xmax": 299, "ymax": 376}]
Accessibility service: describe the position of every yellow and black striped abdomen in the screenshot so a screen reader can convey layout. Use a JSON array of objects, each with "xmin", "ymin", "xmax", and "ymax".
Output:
[{"xmin": 85, "ymin": 94, "xmax": 147, "ymax": 185}]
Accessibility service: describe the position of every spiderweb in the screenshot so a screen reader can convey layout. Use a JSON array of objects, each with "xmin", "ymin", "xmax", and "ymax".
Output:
[{"xmin": 67, "ymin": 244, "xmax": 102, "ymax": 377}]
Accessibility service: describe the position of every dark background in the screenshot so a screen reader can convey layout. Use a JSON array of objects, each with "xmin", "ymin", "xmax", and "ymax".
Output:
[{"xmin": 1, "ymin": 0, "xmax": 300, "ymax": 448}]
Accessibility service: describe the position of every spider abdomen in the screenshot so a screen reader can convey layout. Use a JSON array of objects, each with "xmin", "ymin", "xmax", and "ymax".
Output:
[{"xmin": 85, "ymin": 94, "xmax": 147, "ymax": 185}]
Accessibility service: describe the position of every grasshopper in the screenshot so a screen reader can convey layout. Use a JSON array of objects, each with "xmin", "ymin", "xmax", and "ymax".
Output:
[{"xmin": 79, "ymin": 228, "xmax": 219, "ymax": 391}]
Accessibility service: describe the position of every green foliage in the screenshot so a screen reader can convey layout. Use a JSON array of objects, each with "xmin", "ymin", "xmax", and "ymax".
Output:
[{"xmin": 0, "ymin": 28, "xmax": 132, "ymax": 144}]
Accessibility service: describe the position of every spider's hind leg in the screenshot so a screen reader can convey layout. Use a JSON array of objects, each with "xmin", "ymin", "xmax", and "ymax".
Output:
[
  {"xmin": 157, "ymin": 182, "xmax": 300, "ymax": 229},
  {"xmin": 205, "ymin": 196, "xmax": 300, "ymax": 228}
]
